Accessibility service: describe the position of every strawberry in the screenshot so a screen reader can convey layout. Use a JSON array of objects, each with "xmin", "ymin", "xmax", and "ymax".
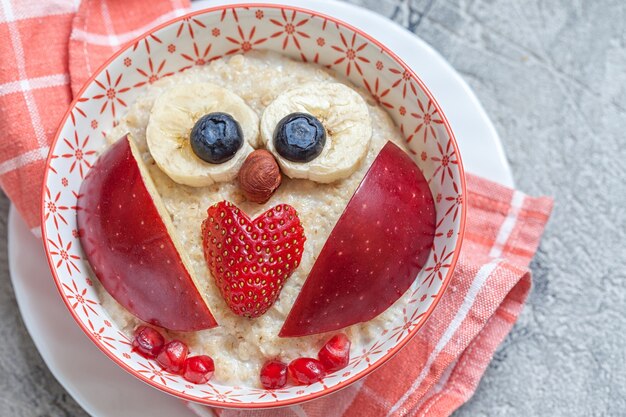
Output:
[{"xmin": 202, "ymin": 201, "xmax": 306, "ymax": 318}]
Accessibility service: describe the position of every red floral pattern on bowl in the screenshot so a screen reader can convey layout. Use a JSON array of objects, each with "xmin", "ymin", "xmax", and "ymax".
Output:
[{"xmin": 41, "ymin": 4, "xmax": 466, "ymax": 409}]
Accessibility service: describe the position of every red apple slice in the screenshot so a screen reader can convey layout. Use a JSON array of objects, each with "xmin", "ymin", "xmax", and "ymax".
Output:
[
  {"xmin": 77, "ymin": 135, "xmax": 218, "ymax": 331},
  {"xmin": 280, "ymin": 142, "xmax": 436, "ymax": 337}
]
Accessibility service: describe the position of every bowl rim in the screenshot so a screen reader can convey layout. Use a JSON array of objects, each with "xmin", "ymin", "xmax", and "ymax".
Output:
[{"xmin": 41, "ymin": 2, "xmax": 466, "ymax": 409}]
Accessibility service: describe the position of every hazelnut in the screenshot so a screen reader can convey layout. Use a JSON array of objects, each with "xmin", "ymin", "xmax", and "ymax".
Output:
[{"xmin": 238, "ymin": 150, "xmax": 282, "ymax": 204}]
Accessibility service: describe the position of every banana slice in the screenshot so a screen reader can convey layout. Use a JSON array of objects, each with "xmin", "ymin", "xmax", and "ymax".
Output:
[
  {"xmin": 260, "ymin": 82, "xmax": 372, "ymax": 183},
  {"xmin": 147, "ymin": 83, "xmax": 259, "ymax": 187}
]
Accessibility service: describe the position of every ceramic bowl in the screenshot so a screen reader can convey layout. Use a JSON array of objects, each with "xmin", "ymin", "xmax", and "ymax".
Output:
[{"xmin": 41, "ymin": 4, "xmax": 466, "ymax": 409}]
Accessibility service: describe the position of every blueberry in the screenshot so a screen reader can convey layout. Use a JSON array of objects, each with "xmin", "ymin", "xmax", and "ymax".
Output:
[
  {"xmin": 190, "ymin": 112, "xmax": 243, "ymax": 164},
  {"xmin": 273, "ymin": 113, "xmax": 326, "ymax": 163}
]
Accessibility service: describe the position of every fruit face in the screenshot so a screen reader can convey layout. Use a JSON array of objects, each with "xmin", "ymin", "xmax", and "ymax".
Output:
[
  {"xmin": 280, "ymin": 141, "xmax": 436, "ymax": 337},
  {"xmin": 202, "ymin": 201, "xmax": 306, "ymax": 318},
  {"xmin": 190, "ymin": 112, "xmax": 244, "ymax": 164},
  {"xmin": 273, "ymin": 112, "xmax": 326, "ymax": 162},
  {"xmin": 156, "ymin": 340, "xmax": 189, "ymax": 374},
  {"xmin": 318, "ymin": 334, "xmax": 351, "ymax": 372},
  {"xmin": 260, "ymin": 360, "xmax": 288, "ymax": 389},
  {"xmin": 131, "ymin": 326, "xmax": 165, "ymax": 359},
  {"xmin": 288, "ymin": 358, "xmax": 326, "ymax": 385},
  {"xmin": 182, "ymin": 355, "xmax": 215, "ymax": 384},
  {"xmin": 77, "ymin": 136, "xmax": 218, "ymax": 331}
]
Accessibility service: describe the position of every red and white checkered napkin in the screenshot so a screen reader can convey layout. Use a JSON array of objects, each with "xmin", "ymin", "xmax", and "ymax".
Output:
[
  {"xmin": 0, "ymin": 1, "xmax": 553, "ymax": 416},
  {"xmin": 0, "ymin": 0, "xmax": 187, "ymax": 232}
]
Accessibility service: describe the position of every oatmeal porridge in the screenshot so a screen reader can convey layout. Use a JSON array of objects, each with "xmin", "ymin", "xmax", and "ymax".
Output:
[{"xmin": 95, "ymin": 51, "xmax": 418, "ymax": 386}]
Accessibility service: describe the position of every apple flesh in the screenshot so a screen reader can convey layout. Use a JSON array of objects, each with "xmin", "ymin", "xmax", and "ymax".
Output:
[
  {"xmin": 77, "ymin": 135, "xmax": 218, "ymax": 331},
  {"xmin": 280, "ymin": 142, "xmax": 436, "ymax": 337}
]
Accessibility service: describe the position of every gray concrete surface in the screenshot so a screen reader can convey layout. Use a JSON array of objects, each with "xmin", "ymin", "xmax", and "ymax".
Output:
[{"xmin": 1, "ymin": 0, "xmax": 625, "ymax": 416}]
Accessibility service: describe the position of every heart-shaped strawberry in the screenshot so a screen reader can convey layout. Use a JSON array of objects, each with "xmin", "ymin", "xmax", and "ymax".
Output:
[{"xmin": 202, "ymin": 201, "xmax": 306, "ymax": 318}]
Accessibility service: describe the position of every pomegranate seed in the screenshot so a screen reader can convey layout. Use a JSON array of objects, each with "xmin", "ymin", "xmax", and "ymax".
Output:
[
  {"xmin": 156, "ymin": 340, "xmax": 189, "ymax": 374},
  {"xmin": 288, "ymin": 358, "xmax": 326, "ymax": 385},
  {"xmin": 318, "ymin": 333, "xmax": 351, "ymax": 372},
  {"xmin": 132, "ymin": 326, "xmax": 164, "ymax": 359},
  {"xmin": 182, "ymin": 355, "xmax": 215, "ymax": 384},
  {"xmin": 260, "ymin": 360, "xmax": 288, "ymax": 389}
]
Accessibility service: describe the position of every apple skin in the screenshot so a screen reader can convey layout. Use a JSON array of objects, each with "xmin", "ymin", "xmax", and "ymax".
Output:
[
  {"xmin": 280, "ymin": 142, "xmax": 436, "ymax": 337},
  {"xmin": 77, "ymin": 136, "xmax": 217, "ymax": 332}
]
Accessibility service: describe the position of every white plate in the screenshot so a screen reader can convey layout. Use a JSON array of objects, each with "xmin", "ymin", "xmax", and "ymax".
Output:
[{"xmin": 9, "ymin": 1, "xmax": 513, "ymax": 416}]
